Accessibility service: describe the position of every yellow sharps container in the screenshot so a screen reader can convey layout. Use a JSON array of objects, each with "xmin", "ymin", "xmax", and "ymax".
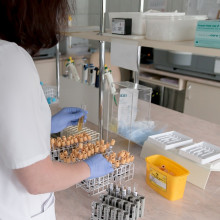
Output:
[{"xmin": 145, "ymin": 155, "xmax": 189, "ymax": 201}]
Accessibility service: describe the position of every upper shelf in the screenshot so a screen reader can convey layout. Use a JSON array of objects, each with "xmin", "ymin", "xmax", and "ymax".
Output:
[{"xmin": 64, "ymin": 30, "xmax": 220, "ymax": 57}]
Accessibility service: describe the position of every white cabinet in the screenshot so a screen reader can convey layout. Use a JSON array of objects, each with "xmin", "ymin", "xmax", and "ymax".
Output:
[{"xmin": 184, "ymin": 81, "xmax": 220, "ymax": 124}]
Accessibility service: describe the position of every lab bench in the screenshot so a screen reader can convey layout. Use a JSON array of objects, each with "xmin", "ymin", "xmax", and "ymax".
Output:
[{"xmin": 51, "ymin": 103, "xmax": 220, "ymax": 220}]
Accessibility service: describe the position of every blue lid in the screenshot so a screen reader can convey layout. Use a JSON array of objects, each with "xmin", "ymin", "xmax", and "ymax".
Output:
[
  {"xmin": 47, "ymin": 97, "xmax": 52, "ymax": 104},
  {"xmin": 84, "ymin": 64, "xmax": 88, "ymax": 70}
]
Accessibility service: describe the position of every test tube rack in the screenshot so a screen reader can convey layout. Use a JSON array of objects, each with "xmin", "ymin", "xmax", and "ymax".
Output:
[
  {"xmin": 90, "ymin": 184, "xmax": 145, "ymax": 220},
  {"xmin": 42, "ymin": 84, "xmax": 58, "ymax": 103},
  {"xmin": 51, "ymin": 126, "xmax": 100, "ymax": 160},
  {"xmin": 77, "ymin": 162, "xmax": 134, "ymax": 195},
  {"xmin": 61, "ymin": 126, "xmax": 100, "ymax": 143},
  {"xmin": 51, "ymin": 126, "xmax": 135, "ymax": 195}
]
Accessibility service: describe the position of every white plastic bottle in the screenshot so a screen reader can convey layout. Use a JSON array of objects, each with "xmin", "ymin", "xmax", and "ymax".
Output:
[
  {"xmin": 105, "ymin": 69, "xmax": 116, "ymax": 94},
  {"xmin": 88, "ymin": 64, "xmax": 95, "ymax": 85},
  {"xmin": 82, "ymin": 64, "xmax": 88, "ymax": 84},
  {"xmin": 66, "ymin": 57, "xmax": 80, "ymax": 82}
]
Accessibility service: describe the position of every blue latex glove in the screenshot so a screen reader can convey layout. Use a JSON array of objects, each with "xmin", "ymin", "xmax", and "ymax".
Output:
[
  {"xmin": 84, "ymin": 154, "xmax": 114, "ymax": 179},
  {"xmin": 51, "ymin": 107, "xmax": 88, "ymax": 133}
]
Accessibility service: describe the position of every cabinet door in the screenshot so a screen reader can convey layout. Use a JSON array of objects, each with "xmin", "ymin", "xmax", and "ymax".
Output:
[{"xmin": 184, "ymin": 81, "xmax": 220, "ymax": 124}]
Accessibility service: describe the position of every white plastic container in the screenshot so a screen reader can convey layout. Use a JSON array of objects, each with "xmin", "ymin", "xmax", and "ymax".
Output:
[
  {"xmin": 148, "ymin": 131, "xmax": 193, "ymax": 150},
  {"xmin": 179, "ymin": 142, "xmax": 220, "ymax": 164},
  {"xmin": 109, "ymin": 12, "xmax": 146, "ymax": 35},
  {"xmin": 145, "ymin": 14, "xmax": 208, "ymax": 41}
]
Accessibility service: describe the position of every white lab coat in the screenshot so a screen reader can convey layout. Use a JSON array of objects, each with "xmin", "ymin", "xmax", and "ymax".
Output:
[{"xmin": 0, "ymin": 40, "xmax": 56, "ymax": 220}]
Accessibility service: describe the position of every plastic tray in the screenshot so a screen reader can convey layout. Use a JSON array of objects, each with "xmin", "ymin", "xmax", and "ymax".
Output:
[
  {"xmin": 148, "ymin": 131, "xmax": 193, "ymax": 150},
  {"xmin": 179, "ymin": 142, "xmax": 220, "ymax": 164},
  {"xmin": 42, "ymin": 84, "xmax": 58, "ymax": 104},
  {"xmin": 42, "ymin": 85, "xmax": 57, "ymax": 98}
]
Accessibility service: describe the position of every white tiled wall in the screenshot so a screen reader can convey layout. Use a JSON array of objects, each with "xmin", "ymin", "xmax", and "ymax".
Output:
[
  {"xmin": 73, "ymin": 0, "xmax": 220, "ymax": 27},
  {"xmin": 70, "ymin": 0, "xmax": 89, "ymax": 26},
  {"xmin": 71, "ymin": 0, "xmax": 185, "ymax": 27},
  {"xmin": 70, "ymin": 0, "xmax": 187, "ymax": 53},
  {"xmin": 69, "ymin": 0, "xmax": 185, "ymax": 51}
]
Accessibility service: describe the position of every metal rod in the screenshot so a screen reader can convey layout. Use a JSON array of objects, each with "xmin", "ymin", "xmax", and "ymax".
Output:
[
  {"xmin": 98, "ymin": 0, "xmax": 106, "ymax": 139},
  {"xmin": 160, "ymin": 86, "xmax": 165, "ymax": 106},
  {"xmin": 56, "ymin": 43, "xmax": 60, "ymax": 99},
  {"xmin": 99, "ymin": 41, "xmax": 105, "ymax": 139},
  {"xmin": 133, "ymin": 45, "xmax": 141, "ymax": 87},
  {"xmin": 100, "ymin": 0, "xmax": 106, "ymax": 34},
  {"xmin": 134, "ymin": 0, "xmax": 145, "ymax": 88},
  {"xmin": 139, "ymin": 0, "xmax": 144, "ymax": 12}
]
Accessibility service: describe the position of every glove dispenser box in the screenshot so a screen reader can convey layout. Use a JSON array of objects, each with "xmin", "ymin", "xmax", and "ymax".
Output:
[{"xmin": 106, "ymin": 81, "xmax": 153, "ymax": 149}]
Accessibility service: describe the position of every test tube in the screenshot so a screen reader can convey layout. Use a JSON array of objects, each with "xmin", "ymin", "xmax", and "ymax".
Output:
[
  {"xmin": 115, "ymin": 186, "xmax": 120, "ymax": 198},
  {"xmin": 109, "ymin": 183, "xmax": 114, "ymax": 196},
  {"xmin": 78, "ymin": 104, "xmax": 86, "ymax": 131},
  {"xmin": 121, "ymin": 188, "xmax": 127, "ymax": 200},
  {"xmin": 133, "ymin": 183, "xmax": 138, "ymax": 196},
  {"xmin": 127, "ymin": 187, "xmax": 132, "ymax": 195}
]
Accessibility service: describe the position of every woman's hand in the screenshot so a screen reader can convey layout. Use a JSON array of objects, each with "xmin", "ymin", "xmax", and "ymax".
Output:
[
  {"xmin": 51, "ymin": 107, "xmax": 88, "ymax": 133},
  {"xmin": 84, "ymin": 154, "xmax": 114, "ymax": 179}
]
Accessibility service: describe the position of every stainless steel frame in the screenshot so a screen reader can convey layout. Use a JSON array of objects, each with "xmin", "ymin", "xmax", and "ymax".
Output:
[
  {"xmin": 133, "ymin": 0, "xmax": 144, "ymax": 87},
  {"xmin": 55, "ymin": 0, "xmax": 145, "ymax": 137},
  {"xmin": 139, "ymin": 0, "xmax": 145, "ymax": 12},
  {"xmin": 98, "ymin": 0, "xmax": 106, "ymax": 139},
  {"xmin": 56, "ymin": 43, "xmax": 60, "ymax": 99}
]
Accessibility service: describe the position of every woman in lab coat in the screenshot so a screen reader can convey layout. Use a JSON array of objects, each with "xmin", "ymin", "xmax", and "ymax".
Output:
[{"xmin": 0, "ymin": 1, "xmax": 113, "ymax": 219}]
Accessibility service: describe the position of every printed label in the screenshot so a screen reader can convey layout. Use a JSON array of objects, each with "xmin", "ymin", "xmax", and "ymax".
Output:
[
  {"xmin": 118, "ymin": 88, "xmax": 139, "ymax": 136},
  {"xmin": 112, "ymin": 19, "xmax": 125, "ymax": 34},
  {"xmin": 149, "ymin": 168, "xmax": 167, "ymax": 191}
]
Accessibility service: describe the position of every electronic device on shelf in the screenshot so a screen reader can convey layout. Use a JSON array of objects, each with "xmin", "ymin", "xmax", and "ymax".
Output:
[{"xmin": 154, "ymin": 49, "xmax": 220, "ymax": 82}]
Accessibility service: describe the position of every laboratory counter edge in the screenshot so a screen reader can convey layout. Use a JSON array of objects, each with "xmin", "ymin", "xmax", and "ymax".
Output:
[{"xmin": 50, "ymin": 103, "xmax": 220, "ymax": 220}]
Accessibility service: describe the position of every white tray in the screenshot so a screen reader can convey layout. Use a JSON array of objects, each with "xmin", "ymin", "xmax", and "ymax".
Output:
[
  {"xmin": 179, "ymin": 142, "xmax": 220, "ymax": 165},
  {"xmin": 148, "ymin": 131, "xmax": 193, "ymax": 150}
]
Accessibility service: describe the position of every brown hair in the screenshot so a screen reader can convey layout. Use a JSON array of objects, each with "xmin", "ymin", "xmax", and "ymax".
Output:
[{"xmin": 0, "ymin": 0, "xmax": 73, "ymax": 55}]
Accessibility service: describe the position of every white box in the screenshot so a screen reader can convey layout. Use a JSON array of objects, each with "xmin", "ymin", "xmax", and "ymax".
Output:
[
  {"xmin": 109, "ymin": 12, "xmax": 146, "ymax": 35},
  {"xmin": 145, "ymin": 14, "xmax": 207, "ymax": 41}
]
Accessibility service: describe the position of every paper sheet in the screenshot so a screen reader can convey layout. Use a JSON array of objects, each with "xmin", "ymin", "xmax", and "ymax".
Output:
[
  {"xmin": 185, "ymin": 0, "xmax": 220, "ymax": 19},
  {"xmin": 118, "ymin": 88, "xmax": 138, "ymax": 125},
  {"xmin": 111, "ymin": 39, "xmax": 139, "ymax": 72}
]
